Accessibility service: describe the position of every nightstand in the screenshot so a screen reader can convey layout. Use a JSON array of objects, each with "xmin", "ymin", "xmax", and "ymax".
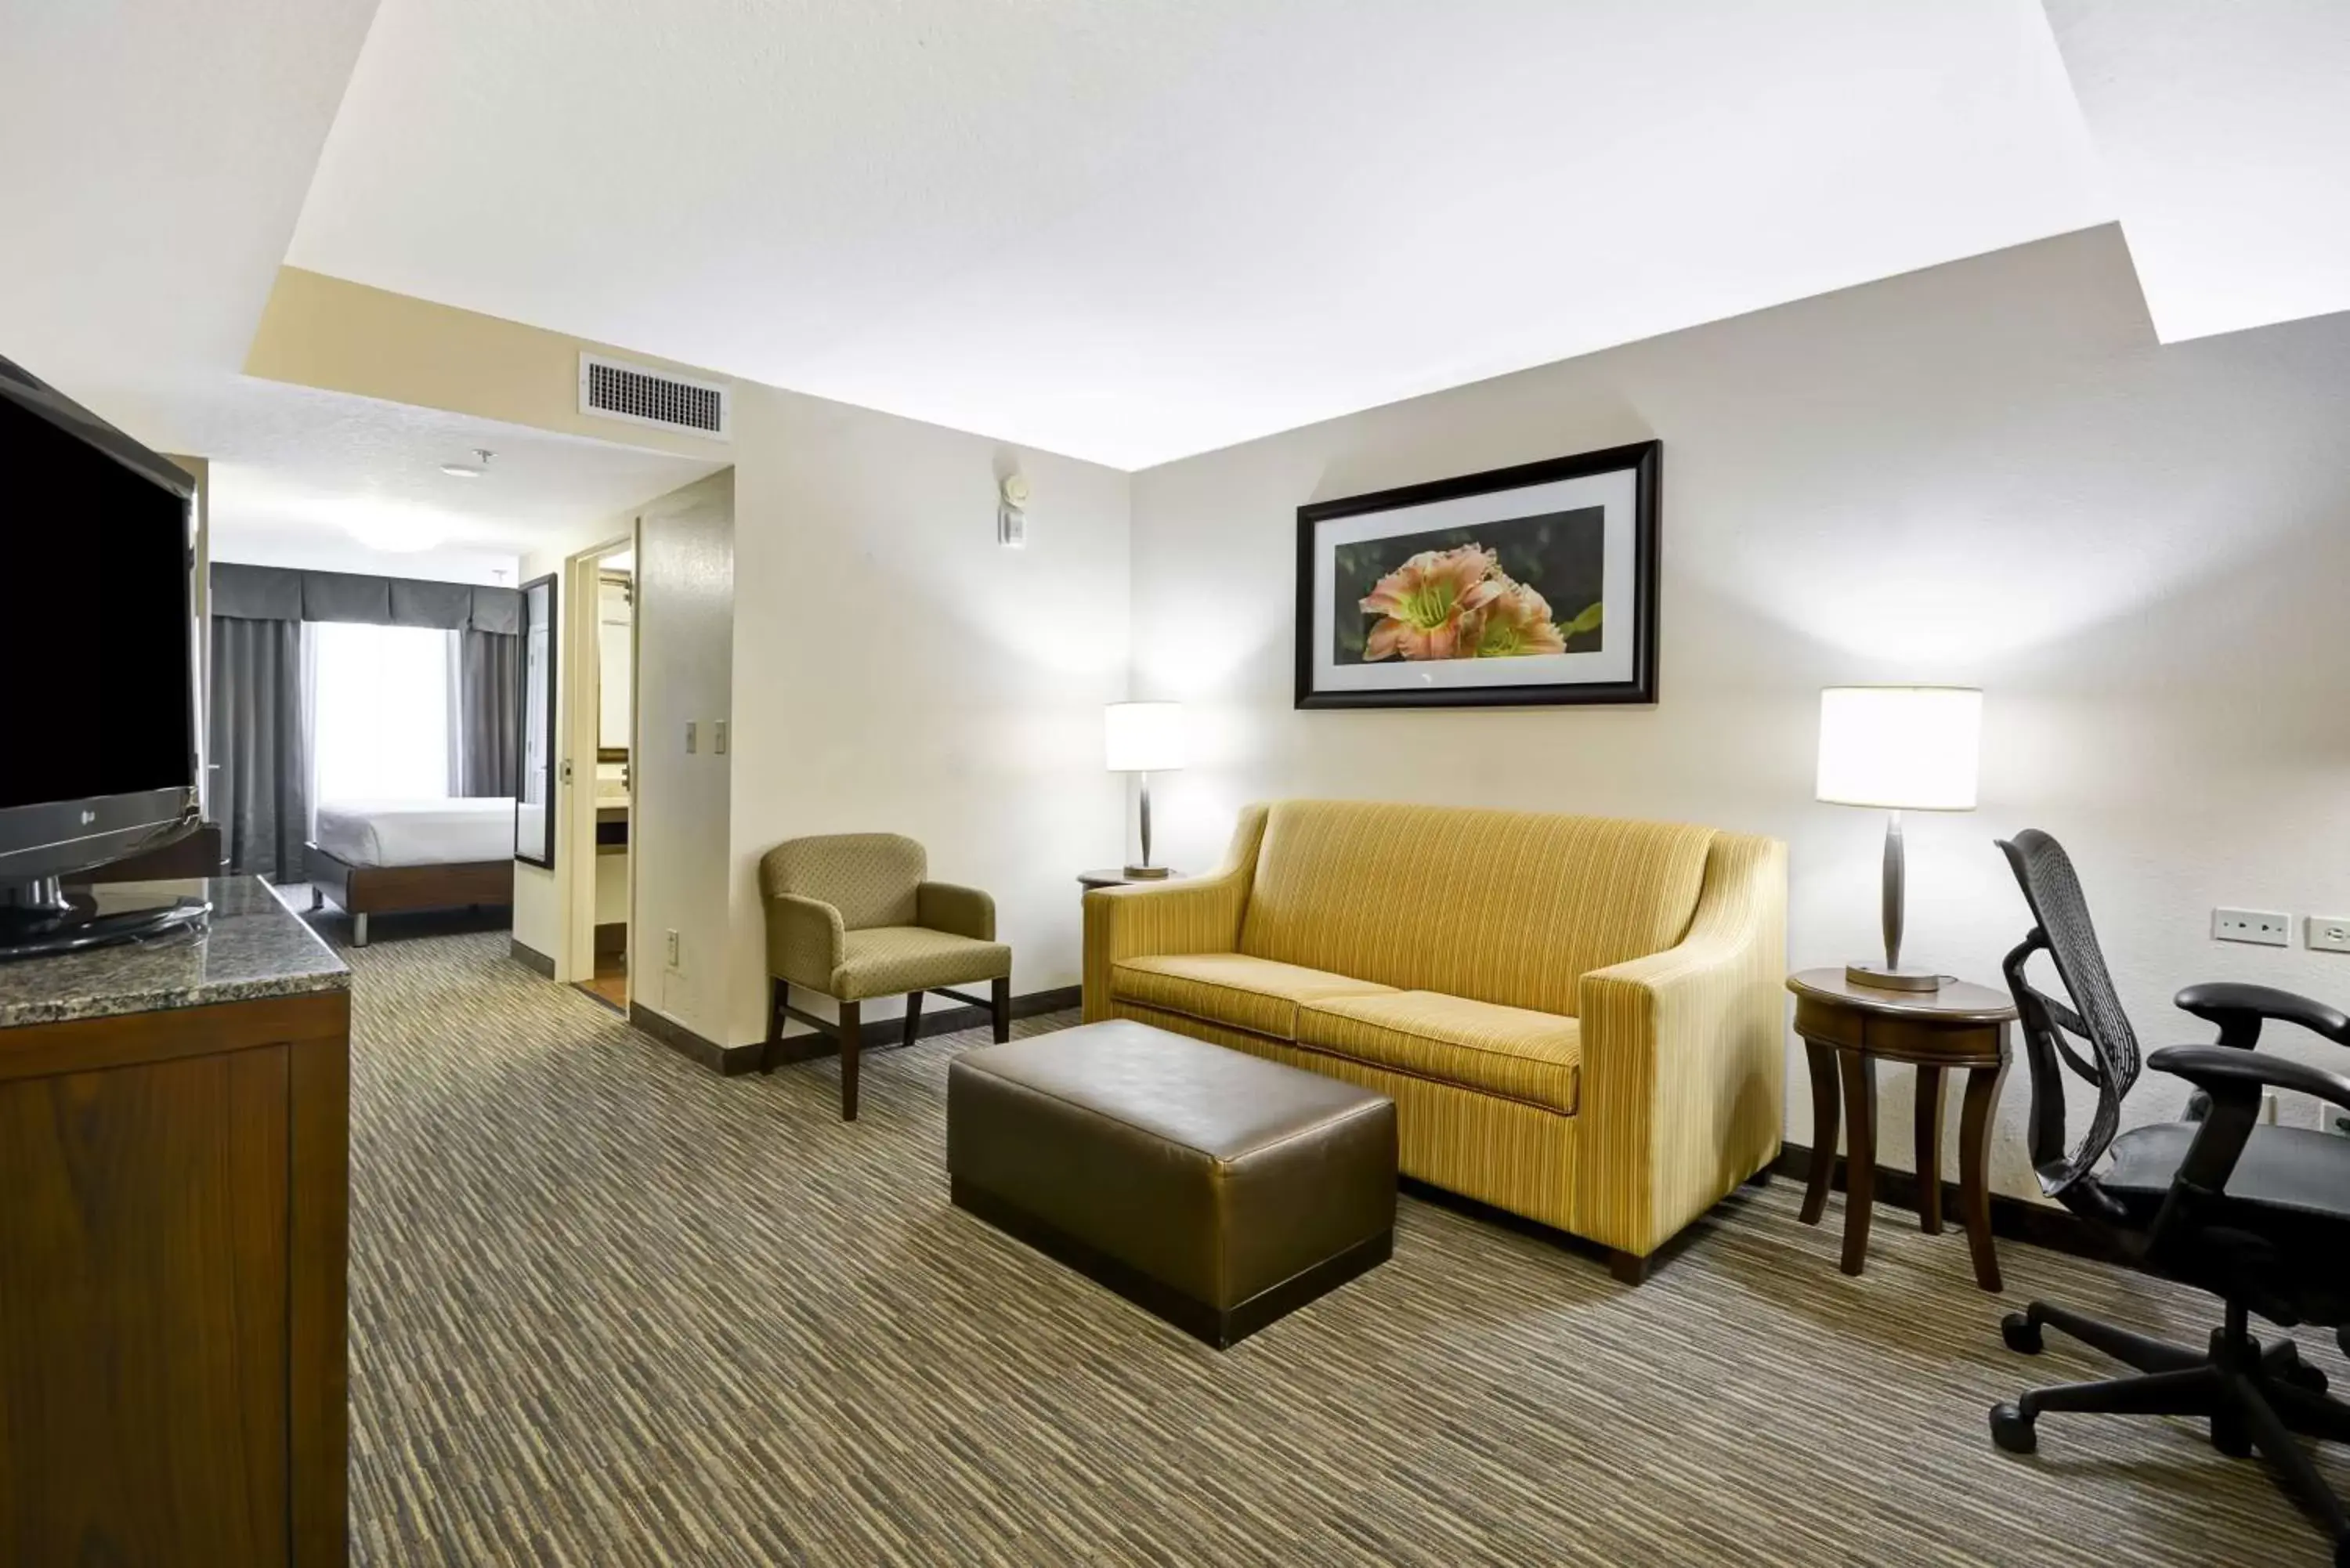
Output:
[{"xmin": 1787, "ymin": 966, "xmax": 2018, "ymax": 1291}]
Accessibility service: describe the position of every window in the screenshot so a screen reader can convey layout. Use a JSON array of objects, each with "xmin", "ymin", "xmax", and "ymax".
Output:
[{"xmin": 307, "ymin": 622, "xmax": 457, "ymax": 807}]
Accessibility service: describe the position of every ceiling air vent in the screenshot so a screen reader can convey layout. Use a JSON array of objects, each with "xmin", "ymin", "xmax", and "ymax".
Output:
[{"xmin": 577, "ymin": 354, "xmax": 731, "ymax": 439}]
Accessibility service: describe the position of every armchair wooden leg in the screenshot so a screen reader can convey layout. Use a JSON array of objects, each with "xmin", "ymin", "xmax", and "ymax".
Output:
[
  {"xmin": 990, "ymin": 976, "xmax": 1011, "ymax": 1044},
  {"xmin": 840, "ymin": 1001, "xmax": 862, "ymax": 1122},
  {"xmin": 904, "ymin": 989, "xmax": 924, "ymax": 1047},
  {"xmin": 762, "ymin": 979, "xmax": 785, "ymax": 1074}
]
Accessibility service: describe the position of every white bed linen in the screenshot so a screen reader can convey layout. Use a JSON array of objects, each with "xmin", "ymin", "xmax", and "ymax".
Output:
[{"xmin": 313, "ymin": 798, "xmax": 515, "ymax": 868}]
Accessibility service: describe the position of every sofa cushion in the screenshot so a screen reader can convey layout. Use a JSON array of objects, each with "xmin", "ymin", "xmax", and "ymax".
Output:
[
  {"xmin": 1112, "ymin": 953, "xmax": 1394, "ymax": 1040},
  {"xmin": 1237, "ymin": 800, "xmax": 1715, "ymax": 1017},
  {"xmin": 1297, "ymin": 991, "xmax": 1581, "ymax": 1115}
]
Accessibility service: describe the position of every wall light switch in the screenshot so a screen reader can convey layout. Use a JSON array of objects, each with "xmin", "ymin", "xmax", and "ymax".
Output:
[
  {"xmin": 685, "ymin": 722, "xmax": 698, "ymax": 754},
  {"xmin": 2213, "ymin": 908, "xmax": 2292, "ymax": 946},
  {"xmin": 2308, "ymin": 916, "xmax": 2350, "ymax": 954},
  {"xmin": 714, "ymin": 721, "xmax": 728, "ymax": 755},
  {"xmin": 665, "ymin": 929, "xmax": 681, "ymax": 967}
]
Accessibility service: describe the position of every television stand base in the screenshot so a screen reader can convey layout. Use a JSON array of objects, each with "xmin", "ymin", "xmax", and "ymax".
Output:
[{"xmin": 0, "ymin": 876, "xmax": 211, "ymax": 963}]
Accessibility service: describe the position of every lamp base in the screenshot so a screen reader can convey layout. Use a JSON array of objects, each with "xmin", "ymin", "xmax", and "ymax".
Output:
[
  {"xmin": 1846, "ymin": 961, "xmax": 1944, "ymax": 993},
  {"xmin": 1123, "ymin": 864, "xmax": 1172, "ymax": 880}
]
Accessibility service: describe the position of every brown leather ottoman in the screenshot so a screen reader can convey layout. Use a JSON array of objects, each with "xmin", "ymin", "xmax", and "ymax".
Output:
[{"xmin": 948, "ymin": 1020, "xmax": 1397, "ymax": 1348}]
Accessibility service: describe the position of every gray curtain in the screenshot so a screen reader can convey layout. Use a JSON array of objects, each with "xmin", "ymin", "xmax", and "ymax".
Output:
[
  {"xmin": 209, "ymin": 616, "xmax": 309, "ymax": 880},
  {"xmin": 458, "ymin": 629, "xmax": 520, "ymax": 797}
]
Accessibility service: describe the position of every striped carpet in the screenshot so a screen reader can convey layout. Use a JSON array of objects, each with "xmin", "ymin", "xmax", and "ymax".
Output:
[{"xmin": 341, "ymin": 927, "xmax": 2345, "ymax": 1566}]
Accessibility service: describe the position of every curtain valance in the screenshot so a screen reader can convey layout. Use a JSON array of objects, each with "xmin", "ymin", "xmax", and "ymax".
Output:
[{"xmin": 210, "ymin": 562, "xmax": 522, "ymax": 634}]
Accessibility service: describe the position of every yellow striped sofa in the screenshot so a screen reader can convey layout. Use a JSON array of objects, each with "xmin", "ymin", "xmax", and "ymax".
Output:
[{"xmin": 1082, "ymin": 800, "xmax": 1787, "ymax": 1281}]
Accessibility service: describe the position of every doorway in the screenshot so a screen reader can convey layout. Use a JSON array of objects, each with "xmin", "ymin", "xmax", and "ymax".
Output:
[{"xmin": 573, "ymin": 540, "xmax": 635, "ymax": 1011}]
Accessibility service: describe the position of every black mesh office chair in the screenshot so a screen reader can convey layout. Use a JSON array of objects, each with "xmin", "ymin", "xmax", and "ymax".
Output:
[{"xmin": 1993, "ymin": 829, "xmax": 2350, "ymax": 1565}]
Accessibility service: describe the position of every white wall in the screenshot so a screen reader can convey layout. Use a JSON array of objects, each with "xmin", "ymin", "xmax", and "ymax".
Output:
[
  {"xmin": 1128, "ymin": 225, "xmax": 2350, "ymax": 1201},
  {"xmin": 722, "ymin": 383, "xmax": 1131, "ymax": 1045}
]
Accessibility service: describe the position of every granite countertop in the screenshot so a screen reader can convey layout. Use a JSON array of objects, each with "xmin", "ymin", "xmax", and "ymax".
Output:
[{"xmin": 0, "ymin": 876, "xmax": 349, "ymax": 1029}]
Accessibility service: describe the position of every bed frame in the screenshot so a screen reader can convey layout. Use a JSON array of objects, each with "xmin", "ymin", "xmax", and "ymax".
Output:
[{"xmin": 304, "ymin": 843, "xmax": 514, "ymax": 947}]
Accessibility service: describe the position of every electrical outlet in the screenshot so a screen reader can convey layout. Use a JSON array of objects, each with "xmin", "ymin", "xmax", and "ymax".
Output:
[
  {"xmin": 664, "ymin": 929, "xmax": 681, "ymax": 968},
  {"xmin": 685, "ymin": 722, "xmax": 698, "ymax": 754},
  {"xmin": 2308, "ymin": 915, "xmax": 2350, "ymax": 954},
  {"xmin": 2212, "ymin": 908, "xmax": 2291, "ymax": 947}
]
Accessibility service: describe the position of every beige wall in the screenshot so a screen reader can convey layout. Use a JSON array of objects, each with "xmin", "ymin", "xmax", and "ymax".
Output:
[
  {"xmin": 245, "ymin": 266, "xmax": 732, "ymax": 461},
  {"xmin": 721, "ymin": 384, "xmax": 1132, "ymax": 1045},
  {"xmin": 1128, "ymin": 225, "xmax": 2350, "ymax": 1202}
]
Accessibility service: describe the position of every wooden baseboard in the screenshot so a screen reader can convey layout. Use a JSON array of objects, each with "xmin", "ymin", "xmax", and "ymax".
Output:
[
  {"xmin": 1772, "ymin": 1143, "xmax": 2117, "ymax": 1265},
  {"xmin": 761, "ymin": 984, "xmax": 1083, "ymax": 1069},
  {"xmin": 508, "ymin": 939, "xmax": 556, "ymax": 977},
  {"xmin": 627, "ymin": 1002, "xmax": 765, "ymax": 1076}
]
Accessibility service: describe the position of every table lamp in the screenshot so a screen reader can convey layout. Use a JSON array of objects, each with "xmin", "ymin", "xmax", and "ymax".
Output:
[
  {"xmin": 1816, "ymin": 685, "xmax": 1982, "ymax": 992},
  {"xmin": 1104, "ymin": 702, "xmax": 1185, "ymax": 879}
]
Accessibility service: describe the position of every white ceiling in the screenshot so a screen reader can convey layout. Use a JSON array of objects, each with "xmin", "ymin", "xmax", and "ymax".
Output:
[
  {"xmin": 0, "ymin": 0, "xmax": 709, "ymax": 562},
  {"xmin": 287, "ymin": 0, "xmax": 2113, "ymax": 469},
  {"xmin": 0, "ymin": 0, "xmax": 379, "ymax": 438},
  {"xmin": 2042, "ymin": 1, "xmax": 2350, "ymax": 345},
  {"xmin": 12, "ymin": 2, "xmax": 2348, "ymax": 486},
  {"xmin": 200, "ymin": 379, "xmax": 719, "ymax": 558}
]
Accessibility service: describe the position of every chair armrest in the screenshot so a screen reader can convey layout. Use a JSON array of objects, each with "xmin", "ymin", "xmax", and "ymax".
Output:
[
  {"xmin": 765, "ymin": 894, "xmax": 844, "ymax": 992},
  {"xmin": 1081, "ymin": 805, "xmax": 1269, "ymax": 1024},
  {"xmin": 2175, "ymin": 981, "xmax": 2350, "ymax": 1050},
  {"xmin": 2138, "ymin": 1045, "xmax": 2350, "ymax": 1244},
  {"xmin": 2149, "ymin": 1044, "xmax": 2350, "ymax": 1116},
  {"xmin": 1573, "ymin": 833, "xmax": 1788, "ymax": 1255},
  {"xmin": 917, "ymin": 881, "xmax": 996, "ymax": 942}
]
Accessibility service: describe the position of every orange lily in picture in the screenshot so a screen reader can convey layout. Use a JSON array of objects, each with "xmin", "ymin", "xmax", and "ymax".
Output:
[
  {"xmin": 1360, "ymin": 544, "xmax": 1502, "ymax": 660},
  {"xmin": 1361, "ymin": 544, "xmax": 1586, "ymax": 659},
  {"xmin": 1474, "ymin": 580, "xmax": 1569, "ymax": 656}
]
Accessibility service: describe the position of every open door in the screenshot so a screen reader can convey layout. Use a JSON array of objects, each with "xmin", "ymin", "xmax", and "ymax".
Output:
[{"xmin": 569, "ymin": 541, "xmax": 635, "ymax": 1010}]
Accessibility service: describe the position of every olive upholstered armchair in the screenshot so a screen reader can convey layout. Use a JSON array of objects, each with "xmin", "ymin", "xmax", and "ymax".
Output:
[{"xmin": 758, "ymin": 833, "xmax": 1011, "ymax": 1120}]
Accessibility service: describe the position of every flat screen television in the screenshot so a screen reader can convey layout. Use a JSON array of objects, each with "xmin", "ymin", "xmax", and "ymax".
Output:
[{"xmin": 0, "ymin": 352, "xmax": 205, "ymax": 956}]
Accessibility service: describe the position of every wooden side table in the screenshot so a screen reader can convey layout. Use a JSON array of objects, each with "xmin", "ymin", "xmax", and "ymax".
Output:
[
  {"xmin": 1787, "ymin": 967, "xmax": 2017, "ymax": 1292},
  {"xmin": 1077, "ymin": 868, "xmax": 1186, "ymax": 891}
]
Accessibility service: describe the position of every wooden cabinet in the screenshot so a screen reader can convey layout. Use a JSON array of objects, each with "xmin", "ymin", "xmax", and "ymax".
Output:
[{"xmin": 0, "ymin": 990, "xmax": 348, "ymax": 1566}]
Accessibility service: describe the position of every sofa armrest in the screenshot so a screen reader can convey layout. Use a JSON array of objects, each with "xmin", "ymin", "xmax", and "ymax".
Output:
[
  {"xmin": 1574, "ymin": 833, "xmax": 1788, "ymax": 1257},
  {"xmin": 1082, "ymin": 804, "xmax": 1268, "ymax": 1021},
  {"xmin": 765, "ymin": 894, "xmax": 845, "ymax": 992},
  {"xmin": 918, "ymin": 880, "xmax": 996, "ymax": 942}
]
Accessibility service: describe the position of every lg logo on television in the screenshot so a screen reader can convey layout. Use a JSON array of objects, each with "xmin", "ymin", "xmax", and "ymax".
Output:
[{"xmin": 80, "ymin": 811, "xmax": 96, "ymax": 826}]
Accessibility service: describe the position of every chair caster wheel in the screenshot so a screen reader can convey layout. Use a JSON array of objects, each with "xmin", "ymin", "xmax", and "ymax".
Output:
[
  {"xmin": 1990, "ymin": 1403, "xmax": 2037, "ymax": 1454},
  {"xmin": 2211, "ymin": 1416, "xmax": 2252, "ymax": 1458},
  {"xmin": 2001, "ymin": 1313, "xmax": 2044, "ymax": 1355},
  {"xmin": 2286, "ymin": 1361, "xmax": 2330, "ymax": 1396}
]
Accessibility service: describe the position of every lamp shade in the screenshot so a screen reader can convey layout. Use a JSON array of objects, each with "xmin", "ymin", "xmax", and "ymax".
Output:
[
  {"xmin": 1104, "ymin": 702, "xmax": 1186, "ymax": 772},
  {"xmin": 1816, "ymin": 686, "xmax": 1980, "ymax": 811}
]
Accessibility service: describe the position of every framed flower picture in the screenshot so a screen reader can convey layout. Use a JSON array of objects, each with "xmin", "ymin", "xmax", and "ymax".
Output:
[{"xmin": 1294, "ymin": 440, "xmax": 1660, "ymax": 709}]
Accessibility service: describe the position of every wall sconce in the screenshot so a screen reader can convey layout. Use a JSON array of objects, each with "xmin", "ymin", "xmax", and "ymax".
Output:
[{"xmin": 997, "ymin": 473, "xmax": 1029, "ymax": 548}]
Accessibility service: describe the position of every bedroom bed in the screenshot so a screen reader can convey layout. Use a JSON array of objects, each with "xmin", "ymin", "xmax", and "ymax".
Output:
[{"xmin": 305, "ymin": 797, "xmax": 515, "ymax": 945}]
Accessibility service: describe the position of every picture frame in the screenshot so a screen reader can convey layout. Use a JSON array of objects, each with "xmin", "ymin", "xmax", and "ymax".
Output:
[{"xmin": 1293, "ymin": 439, "xmax": 1661, "ymax": 709}]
